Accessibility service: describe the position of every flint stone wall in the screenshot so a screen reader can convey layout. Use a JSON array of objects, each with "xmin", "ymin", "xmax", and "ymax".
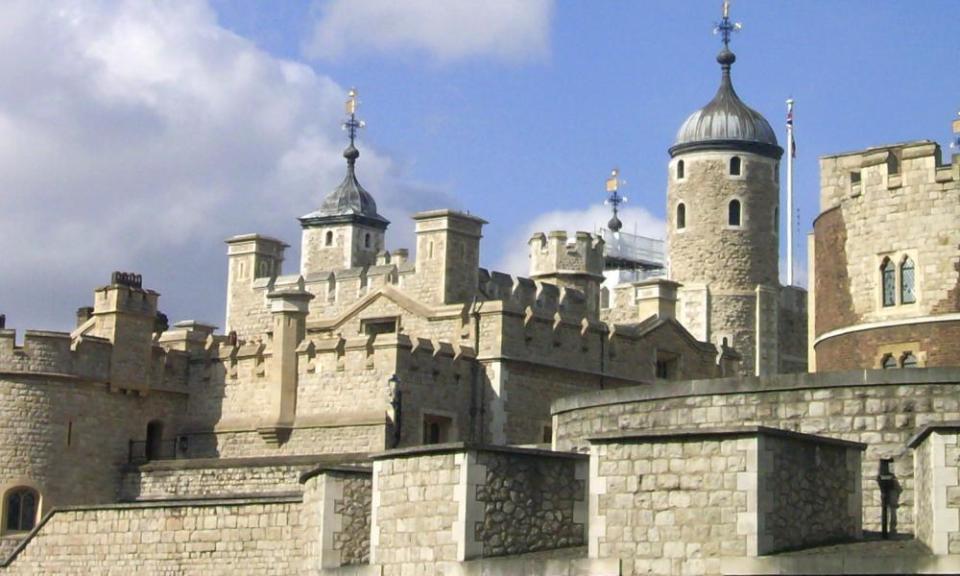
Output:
[
  {"xmin": 553, "ymin": 367, "xmax": 960, "ymax": 533},
  {"xmin": 0, "ymin": 497, "xmax": 303, "ymax": 575},
  {"xmin": 473, "ymin": 449, "xmax": 586, "ymax": 556}
]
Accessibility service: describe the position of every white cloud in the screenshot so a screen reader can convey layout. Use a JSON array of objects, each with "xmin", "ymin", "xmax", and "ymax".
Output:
[
  {"xmin": 0, "ymin": 0, "xmax": 453, "ymax": 331},
  {"xmin": 303, "ymin": 0, "xmax": 553, "ymax": 64},
  {"xmin": 494, "ymin": 204, "xmax": 666, "ymax": 276}
]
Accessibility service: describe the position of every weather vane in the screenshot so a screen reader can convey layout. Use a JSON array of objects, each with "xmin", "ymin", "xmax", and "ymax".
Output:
[
  {"xmin": 343, "ymin": 88, "xmax": 366, "ymax": 146},
  {"xmin": 604, "ymin": 168, "xmax": 628, "ymax": 233},
  {"xmin": 714, "ymin": 0, "xmax": 742, "ymax": 47}
]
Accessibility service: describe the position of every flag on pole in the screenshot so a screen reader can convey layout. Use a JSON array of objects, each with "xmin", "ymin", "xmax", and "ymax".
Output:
[{"xmin": 786, "ymin": 103, "xmax": 797, "ymax": 158}]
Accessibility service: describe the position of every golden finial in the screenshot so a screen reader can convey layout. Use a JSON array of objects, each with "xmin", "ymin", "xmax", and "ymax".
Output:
[
  {"xmin": 342, "ymin": 88, "xmax": 365, "ymax": 146},
  {"xmin": 606, "ymin": 168, "xmax": 620, "ymax": 193},
  {"xmin": 722, "ymin": 0, "xmax": 730, "ymax": 19}
]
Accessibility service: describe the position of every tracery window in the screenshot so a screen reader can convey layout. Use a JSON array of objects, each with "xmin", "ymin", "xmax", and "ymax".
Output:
[
  {"xmin": 5, "ymin": 488, "xmax": 38, "ymax": 532},
  {"xmin": 881, "ymin": 258, "xmax": 896, "ymax": 307},
  {"xmin": 677, "ymin": 203, "xmax": 686, "ymax": 230},
  {"xmin": 900, "ymin": 257, "xmax": 916, "ymax": 304},
  {"xmin": 728, "ymin": 199, "xmax": 741, "ymax": 227}
]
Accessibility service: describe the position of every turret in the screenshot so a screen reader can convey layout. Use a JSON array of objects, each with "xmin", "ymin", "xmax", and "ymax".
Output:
[
  {"xmin": 299, "ymin": 89, "xmax": 389, "ymax": 275},
  {"xmin": 412, "ymin": 210, "xmax": 486, "ymax": 305},
  {"xmin": 528, "ymin": 231, "xmax": 605, "ymax": 320},
  {"xmin": 224, "ymin": 234, "xmax": 287, "ymax": 337},
  {"xmin": 665, "ymin": 4, "xmax": 782, "ymax": 376},
  {"xmin": 88, "ymin": 272, "xmax": 159, "ymax": 392}
]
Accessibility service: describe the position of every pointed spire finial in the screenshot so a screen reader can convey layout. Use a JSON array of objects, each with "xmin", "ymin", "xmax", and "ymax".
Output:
[{"xmin": 604, "ymin": 168, "xmax": 628, "ymax": 233}]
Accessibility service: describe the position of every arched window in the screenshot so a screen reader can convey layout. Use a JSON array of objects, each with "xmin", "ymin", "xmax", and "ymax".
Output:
[
  {"xmin": 728, "ymin": 200, "xmax": 741, "ymax": 227},
  {"xmin": 676, "ymin": 160, "xmax": 685, "ymax": 179},
  {"xmin": 145, "ymin": 420, "xmax": 164, "ymax": 461},
  {"xmin": 5, "ymin": 487, "xmax": 38, "ymax": 532},
  {"xmin": 881, "ymin": 258, "xmax": 896, "ymax": 307},
  {"xmin": 901, "ymin": 353, "xmax": 918, "ymax": 368},
  {"xmin": 324, "ymin": 231, "xmax": 333, "ymax": 247},
  {"xmin": 364, "ymin": 233, "xmax": 371, "ymax": 249},
  {"xmin": 900, "ymin": 257, "xmax": 916, "ymax": 304},
  {"xmin": 881, "ymin": 354, "xmax": 897, "ymax": 369},
  {"xmin": 729, "ymin": 156, "xmax": 741, "ymax": 176},
  {"xmin": 676, "ymin": 203, "xmax": 686, "ymax": 230}
]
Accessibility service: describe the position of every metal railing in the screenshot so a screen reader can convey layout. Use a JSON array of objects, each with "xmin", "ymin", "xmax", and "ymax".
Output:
[{"xmin": 600, "ymin": 228, "xmax": 665, "ymax": 268}]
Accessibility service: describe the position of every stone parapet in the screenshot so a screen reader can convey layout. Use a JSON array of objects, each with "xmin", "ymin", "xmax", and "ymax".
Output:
[{"xmin": 587, "ymin": 427, "xmax": 863, "ymax": 575}]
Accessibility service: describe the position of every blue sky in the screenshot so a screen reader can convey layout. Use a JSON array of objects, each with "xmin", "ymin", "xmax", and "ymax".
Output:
[{"xmin": 1, "ymin": 1, "xmax": 957, "ymax": 332}]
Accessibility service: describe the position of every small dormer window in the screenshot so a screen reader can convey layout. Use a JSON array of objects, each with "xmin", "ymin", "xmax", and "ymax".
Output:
[
  {"xmin": 729, "ymin": 156, "xmax": 741, "ymax": 176},
  {"xmin": 325, "ymin": 231, "xmax": 333, "ymax": 246},
  {"xmin": 676, "ymin": 160, "xmax": 685, "ymax": 180},
  {"xmin": 728, "ymin": 199, "xmax": 741, "ymax": 227}
]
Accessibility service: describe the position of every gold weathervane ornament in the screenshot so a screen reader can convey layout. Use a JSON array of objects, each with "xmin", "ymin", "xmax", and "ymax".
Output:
[
  {"xmin": 715, "ymin": 0, "xmax": 742, "ymax": 47},
  {"xmin": 343, "ymin": 88, "xmax": 365, "ymax": 145}
]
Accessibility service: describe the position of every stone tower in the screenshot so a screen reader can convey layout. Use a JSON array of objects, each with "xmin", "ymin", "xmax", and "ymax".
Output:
[
  {"xmin": 529, "ymin": 231, "xmax": 605, "ymax": 320},
  {"xmin": 666, "ymin": 18, "xmax": 783, "ymax": 376},
  {"xmin": 299, "ymin": 90, "xmax": 389, "ymax": 276}
]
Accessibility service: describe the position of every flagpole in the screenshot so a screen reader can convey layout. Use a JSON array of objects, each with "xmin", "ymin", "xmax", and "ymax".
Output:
[{"xmin": 786, "ymin": 98, "xmax": 795, "ymax": 287}]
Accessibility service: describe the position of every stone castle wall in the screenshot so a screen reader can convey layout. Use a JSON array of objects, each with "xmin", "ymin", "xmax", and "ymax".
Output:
[
  {"xmin": 119, "ymin": 459, "xmax": 315, "ymax": 501},
  {"xmin": 0, "ymin": 497, "xmax": 303, "ymax": 575},
  {"xmin": 553, "ymin": 368, "xmax": 960, "ymax": 533},
  {"xmin": 814, "ymin": 142, "xmax": 960, "ymax": 371}
]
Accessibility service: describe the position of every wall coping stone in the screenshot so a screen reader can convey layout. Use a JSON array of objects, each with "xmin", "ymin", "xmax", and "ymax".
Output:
[
  {"xmin": 551, "ymin": 367, "xmax": 960, "ymax": 415},
  {"xmin": 124, "ymin": 491, "xmax": 303, "ymax": 504},
  {"xmin": 299, "ymin": 464, "xmax": 373, "ymax": 484},
  {"xmin": 369, "ymin": 442, "xmax": 589, "ymax": 462},
  {"xmin": 127, "ymin": 452, "xmax": 368, "ymax": 472},
  {"xmin": 906, "ymin": 420, "xmax": 960, "ymax": 449},
  {"xmin": 587, "ymin": 425, "xmax": 867, "ymax": 450}
]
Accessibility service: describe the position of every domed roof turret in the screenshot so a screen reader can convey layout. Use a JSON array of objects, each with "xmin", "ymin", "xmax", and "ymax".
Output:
[{"xmin": 669, "ymin": 47, "xmax": 782, "ymax": 160}]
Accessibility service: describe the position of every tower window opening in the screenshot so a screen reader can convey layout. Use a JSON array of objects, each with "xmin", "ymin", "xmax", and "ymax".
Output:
[
  {"xmin": 677, "ymin": 203, "xmax": 686, "ymax": 230},
  {"xmin": 729, "ymin": 156, "xmax": 741, "ymax": 176},
  {"xmin": 881, "ymin": 354, "xmax": 897, "ymax": 370},
  {"xmin": 900, "ymin": 256, "xmax": 916, "ymax": 304},
  {"xmin": 728, "ymin": 199, "xmax": 741, "ymax": 227},
  {"xmin": 5, "ymin": 487, "xmax": 38, "ymax": 532},
  {"xmin": 677, "ymin": 160, "xmax": 685, "ymax": 179},
  {"xmin": 881, "ymin": 257, "xmax": 896, "ymax": 307},
  {"xmin": 901, "ymin": 352, "xmax": 918, "ymax": 368},
  {"xmin": 364, "ymin": 233, "xmax": 371, "ymax": 249},
  {"xmin": 422, "ymin": 414, "xmax": 452, "ymax": 445},
  {"xmin": 325, "ymin": 231, "xmax": 333, "ymax": 247}
]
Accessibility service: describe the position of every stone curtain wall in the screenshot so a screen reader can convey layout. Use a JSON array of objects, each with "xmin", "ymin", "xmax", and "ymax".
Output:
[
  {"xmin": 553, "ymin": 368, "xmax": 960, "ymax": 533},
  {"xmin": 120, "ymin": 460, "xmax": 313, "ymax": 501},
  {"xmin": 472, "ymin": 449, "xmax": 586, "ymax": 557},
  {"xmin": 909, "ymin": 426, "xmax": 960, "ymax": 554},
  {"xmin": 371, "ymin": 451, "xmax": 461, "ymax": 569},
  {"xmin": 187, "ymin": 424, "xmax": 384, "ymax": 459},
  {"xmin": 757, "ymin": 434, "xmax": 862, "ymax": 552},
  {"xmin": 0, "ymin": 497, "xmax": 303, "ymax": 575},
  {"xmin": 589, "ymin": 435, "xmax": 752, "ymax": 576},
  {"xmin": 913, "ymin": 432, "xmax": 934, "ymax": 551}
]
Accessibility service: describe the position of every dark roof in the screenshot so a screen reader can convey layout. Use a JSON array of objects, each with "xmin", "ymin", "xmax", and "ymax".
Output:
[
  {"xmin": 670, "ymin": 48, "xmax": 782, "ymax": 159},
  {"xmin": 299, "ymin": 144, "xmax": 389, "ymax": 229}
]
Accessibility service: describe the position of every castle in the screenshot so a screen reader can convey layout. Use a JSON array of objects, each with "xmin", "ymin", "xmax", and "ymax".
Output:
[{"xmin": 0, "ymin": 6, "xmax": 958, "ymax": 576}]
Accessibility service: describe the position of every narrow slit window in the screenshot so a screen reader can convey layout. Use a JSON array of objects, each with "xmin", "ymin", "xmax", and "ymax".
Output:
[
  {"xmin": 728, "ymin": 200, "xmax": 741, "ymax": 227},
  {"xmin": 881, "ymin": 258, "xmax": 896, "ymax": 307},
  {"xmin": 677, "ymin": 203, "xmax": 686, "ymax": 230},
  {"xmin": 325, "ymin": 231, "xmax": 333, "ymax": 246},
  {"xmin": 364, "ymin": 233, "xmax": 371, "ymax": 249},
  {"xmin": 676, "ymin": 160, "xmax": 685, "ymax": 179},
  {"xmin": 900, "ymin": 257, "xmax": 916, "ymax": 304},
  {"xmin": 729, "ymin": 156, "xmax": 741, "ymax": 176}
]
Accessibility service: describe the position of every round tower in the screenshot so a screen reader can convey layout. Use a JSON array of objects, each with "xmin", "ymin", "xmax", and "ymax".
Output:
[{"xmin": 666, "ymin": 15, "xmax": 782, "ymax": 376}]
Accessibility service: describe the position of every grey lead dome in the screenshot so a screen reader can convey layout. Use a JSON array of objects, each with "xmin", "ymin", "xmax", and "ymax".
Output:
[{"xmin": 670, "ymin": 48, "xmax": 781, "ymax": 159}]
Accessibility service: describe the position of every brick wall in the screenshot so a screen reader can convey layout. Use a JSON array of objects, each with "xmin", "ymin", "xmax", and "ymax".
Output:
[{"xmin": 815, "ymin": 321, "xmax": 960, "ymax": 372}]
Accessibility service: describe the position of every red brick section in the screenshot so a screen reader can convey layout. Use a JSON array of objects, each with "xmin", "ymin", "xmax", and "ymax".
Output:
[
  {"xmin": 813, "ymin": 207, "xmax": 859, "ymax": 336},
  {"xmin": 932, "ymin": 246, "xmax": 960, "ymax": 314},
  {"xmin": 815, "ymin": 321, "xmax": 960, "ymax": 371}
]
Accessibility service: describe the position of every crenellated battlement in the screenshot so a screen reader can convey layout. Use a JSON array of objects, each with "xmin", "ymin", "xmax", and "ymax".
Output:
[
  {"xmin": 0, "ymin": 326, "xmax": 189, "ymax": 391},
  {"xmin": 820, "ymin": 140, "xmax": 960, "ymax": 211},
  {"xmin": 528, "ymin": 230, "xmax": 605, "ymax": 279},
  {"xmin": 478, "ymin": 269, "xmax": 589, "ymax": 320}
]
